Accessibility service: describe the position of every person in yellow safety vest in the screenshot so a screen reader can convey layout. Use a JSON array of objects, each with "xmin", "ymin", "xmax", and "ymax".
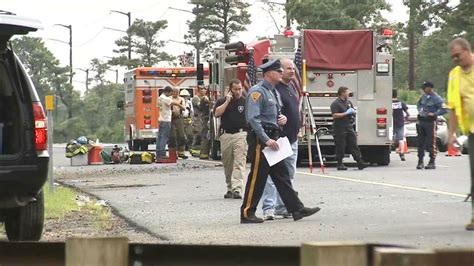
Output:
[{"xmin": 447, "ymin": 38, "xmax": 474, "ymax": 231}]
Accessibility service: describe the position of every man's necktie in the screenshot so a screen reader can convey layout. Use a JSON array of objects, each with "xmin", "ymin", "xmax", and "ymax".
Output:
[{"xmin": 271, "ymin": 89, "xmax": 282, "ymax": 116}]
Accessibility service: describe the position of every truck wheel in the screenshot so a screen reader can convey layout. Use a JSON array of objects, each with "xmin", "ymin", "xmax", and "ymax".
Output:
[
  {"xmin": 376, "ymin": 146, "xmax": 391, "ymax": 166},
  {"xmin": 140, "ymin": 140, "xmax": 148, "ymax": 151},
  {"xmin": 5, "ymin": 191, "xmax": 44, "ymax": 241},
  {"xmin": 436, "ymin": 138, "xmax": 447, "ymax": 153},
  {"xmin": 132, "ymin": 140, "xmax": 140, "ymax": 151}
]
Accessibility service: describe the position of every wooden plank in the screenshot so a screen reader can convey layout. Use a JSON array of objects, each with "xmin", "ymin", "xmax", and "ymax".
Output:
[
  {"xmin": 66, "ymin": 237, "xmax": 128, "ymax": 266},
  {"xmin": 374, "ymin": 248, "xmax": 435, "ymax": 266},
  {"xmin": 301, "ymin": 241, "xmax": 368, "ymax": 266},
  {"xmin": 434, "ymin": 249, "xmax": 474, "ymax": 266}
]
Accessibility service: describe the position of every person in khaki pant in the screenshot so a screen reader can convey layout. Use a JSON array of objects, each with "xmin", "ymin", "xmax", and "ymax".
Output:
[
  {"xmin": 214, "ymin": 79, "xmax": 248, "ymax": 199},
  {"xmin": 169, "ymin": 87, "xmax": 188, "ymax": 159}
]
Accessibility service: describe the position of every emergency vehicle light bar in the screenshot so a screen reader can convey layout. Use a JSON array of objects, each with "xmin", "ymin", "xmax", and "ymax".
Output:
[{"xmin": 307, "ymin": 92, "xmax": 354, "ymax": 98}]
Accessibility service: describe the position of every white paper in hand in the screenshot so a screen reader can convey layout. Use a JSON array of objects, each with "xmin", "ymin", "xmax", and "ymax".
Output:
[{"xmin": 262, "ymin": 137, "xmax": 293, "ymax": 167}]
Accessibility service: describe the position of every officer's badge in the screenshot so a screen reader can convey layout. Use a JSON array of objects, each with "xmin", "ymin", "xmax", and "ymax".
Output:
[
  {"xmin": 238, "ymin": 106, "xmax": 244, "ymax": 113},
  {"xmin": 251, "ymin": 92, "xmax": 261, "ymax": 103}
]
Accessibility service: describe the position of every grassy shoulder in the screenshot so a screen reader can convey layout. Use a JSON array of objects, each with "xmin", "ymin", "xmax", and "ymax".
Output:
[
  {"xmin": 44, "ymin": 185, "xmax": 79, "ymax": 219},
  {"xmin": 45, "ymin": 185, "xmax": 114, "ymax": 230},
  {"xmin": 1, "ymin": 185, "xmax": 114, "ymax": 235}
]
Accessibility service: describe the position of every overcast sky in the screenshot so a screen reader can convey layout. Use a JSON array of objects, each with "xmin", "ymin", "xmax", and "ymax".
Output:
[{"xmin": 3, "ymin": 0, "xmax": 409, "ymax": 91}]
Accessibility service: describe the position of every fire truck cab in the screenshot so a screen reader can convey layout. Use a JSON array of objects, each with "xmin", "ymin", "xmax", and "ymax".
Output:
[{"xmin": 122, "ymin": 67, "xmax": 208, "ymax": 151}]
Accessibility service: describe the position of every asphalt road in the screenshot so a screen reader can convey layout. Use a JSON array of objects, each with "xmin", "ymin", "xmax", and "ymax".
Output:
[{"xmin": 54, "ymin": 146, "xmax": 474, "ymax": 248}]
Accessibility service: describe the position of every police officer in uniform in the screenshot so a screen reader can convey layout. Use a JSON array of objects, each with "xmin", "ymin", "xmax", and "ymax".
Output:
[
  {"xmin": 330, "ymin": 86, "xmax": 369, "ymax": 170},
  {"xmin": 416, "ymin": 81, "xmax": 447, "ymax": 169},
  {"xmin": 241, "ymin": 59, "xmax": 321, "ymax": 223}
]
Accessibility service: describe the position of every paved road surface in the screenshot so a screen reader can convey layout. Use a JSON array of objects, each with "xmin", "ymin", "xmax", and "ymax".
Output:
[{"xmin": 55, "ymin": 147, "xmax": 474, "ymax": 248}]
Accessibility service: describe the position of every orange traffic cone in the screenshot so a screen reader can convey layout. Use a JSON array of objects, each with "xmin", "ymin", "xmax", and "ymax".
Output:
[
  {"xmin": 446, "ymin": 145, "xmax": 461, "ymax": 156},
  {"xmin": 88, "ymin": 146, "xmax": 104, "ymax": 165}
]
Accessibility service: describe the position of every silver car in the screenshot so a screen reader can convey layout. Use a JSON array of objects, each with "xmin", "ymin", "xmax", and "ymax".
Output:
[{"xmin": 404, "ymin": 105, "xmax": 448, "ymax": 152}]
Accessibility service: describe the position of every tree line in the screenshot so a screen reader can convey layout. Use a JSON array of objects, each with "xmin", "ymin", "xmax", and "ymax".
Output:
[{"xmin": 11, "ymin": 0, "xmax": 472, "ymax": 143}]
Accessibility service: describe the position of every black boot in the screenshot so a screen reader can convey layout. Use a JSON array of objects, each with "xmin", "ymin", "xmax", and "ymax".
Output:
[
  {"xmin": 416, "ymin": 159, "xmax": 424, "ymax": 169},
  {"xmin": 241, "ymin": 214, "xmax": 264, "ymax": 224},
  {"xmin": 337, "ymin": 162, "xmax": 347, "ymax": 170},
  {"xmin": 400, "ymin": 153, "xmax": 406, "ymax": 161},
  {"xmin": 425, "ymin": 159, "xmax": 436, "ymax": 169}
]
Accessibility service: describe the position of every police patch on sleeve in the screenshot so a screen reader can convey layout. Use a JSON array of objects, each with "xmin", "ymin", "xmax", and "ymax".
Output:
[{"xmin": 251, "ymin": 92, "xmax": 261, "ymax": 103}]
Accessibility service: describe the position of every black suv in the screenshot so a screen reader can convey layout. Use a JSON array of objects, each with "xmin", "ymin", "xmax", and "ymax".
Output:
[{"xmin": 0, "ymin": 12, "xmax": 48, "ymax": 241}]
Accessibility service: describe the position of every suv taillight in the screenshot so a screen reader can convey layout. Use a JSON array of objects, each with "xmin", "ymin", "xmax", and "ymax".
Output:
[{"xmin": 33, "ymin": 102, "xmax": 47, "ymax": 151}]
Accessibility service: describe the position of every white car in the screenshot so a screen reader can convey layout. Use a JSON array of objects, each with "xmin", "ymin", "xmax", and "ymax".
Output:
[{"xmin": 403, "ymin": 105, "xmax": 448, "ymax": 152}]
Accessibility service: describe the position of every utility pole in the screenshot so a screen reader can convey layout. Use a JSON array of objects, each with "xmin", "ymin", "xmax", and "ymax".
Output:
[
  {"xmin": 77, "ymin": 68, "xmax": 89, "ymax": 92},
  {"xmin": 55, "ymin": 24, "xmax": 73, "ymax": 84},
  {"xmin": 111, "ymin": 10, "xmax": 132, "ymax": 61},
  {"xmin": 407, "ymin": 0, "xmax": 417, "ymax": 90}
]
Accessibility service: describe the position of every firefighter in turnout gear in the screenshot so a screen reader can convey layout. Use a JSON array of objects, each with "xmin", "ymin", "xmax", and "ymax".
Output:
[
  {"xmin": 191, "ymin": 86, "xmax": 206, "ymax": 157},
  {"xmin": 180, "ymin": 89, "xmax": 194, "ymax": 151},
  {"xmin": 169, "ymin": 87, "xmax": 188, "ymax": 159},
  {"xmin": 240, "ymin": 59, "xmax": 321, "ymax": 224},
  {"xmin": 416, "ymin": 81, "xmax": 447, "ymax": 170}
]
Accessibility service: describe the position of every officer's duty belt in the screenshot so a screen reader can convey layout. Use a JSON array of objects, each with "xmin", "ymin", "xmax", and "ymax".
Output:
[{"xmin": 222, "ymin": 128, "xmax": 247, "ymax": 134}]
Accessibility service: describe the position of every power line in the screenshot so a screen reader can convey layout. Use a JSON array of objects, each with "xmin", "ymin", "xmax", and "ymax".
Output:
[{"xmin": 75, "ymin": 28, "xmax": 106, "ymax": 47}]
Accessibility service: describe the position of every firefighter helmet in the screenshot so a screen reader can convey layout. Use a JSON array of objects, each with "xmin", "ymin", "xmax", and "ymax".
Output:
[{"xmin": 179, "ymin": 90, "xmax": 190, "ymax": 96}]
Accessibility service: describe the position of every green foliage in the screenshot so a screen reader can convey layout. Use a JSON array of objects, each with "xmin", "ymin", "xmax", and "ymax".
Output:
[
  {"xmin": 443, "ymin": 0, "xmax": 474, "ymax": 44},
  {"xmin": 54, "ymin": 116, "xmax": 89, "ymax": 142},
  {"xmin": 44, "ymin": 185, "xmax": 79, "ymax": 219},
  {"xmin": 287, "ymin": 0, "xmax": 391, "ymax": 30},
  {"xmin": 110, "ymin": 19, "xmax": 174, "ymax": 68},
  {"xmin": 12, "ymin": 36, "xmax": 76, "ymax": 118},
  {"xmin": 397, "ymin": 89, "xmax": 422, "ymax": 105},
  {"xmin": 186, "ymin": 0, "xmax": 251, "ymax": 48}
]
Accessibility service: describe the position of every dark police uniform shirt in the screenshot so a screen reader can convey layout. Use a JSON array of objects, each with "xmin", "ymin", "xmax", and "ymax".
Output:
[
  {"xmin": 330, "ymin": 97, "xmax": 355, "ymax": 129},
  {"xmin": 214, "ymin": 96, "xmax": 247, "ymax": 131},
  {"xmin": 392, "ymin": 99, "xmax": 408, "ymax": 128},
  {"xmin": 276, "ymin": 82, "xmax": 300, "ymax": 144},
  {"xmin": 416, "ymin": 92, "xmax": 447, "ymax": 120},
  {"xmin": 246, "ymin": 80, "xmax": 279, "ymax": 143}
]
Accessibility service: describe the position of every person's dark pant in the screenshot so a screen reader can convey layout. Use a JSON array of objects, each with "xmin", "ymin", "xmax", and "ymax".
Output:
[
  {"xmin": 200, "ymin": 117, "xmax": 210, "ymax": 157},
  {"xmin": 417, "ymin": 120, "xmax": 437, "ymax": 161},
  {"xmin": 240, "ymin": 133, "xmax": 304, "ymax": 219},
  {"xmin": 469, "ymin": 134, "xmax": 474, "ymax": 201},
  {"xmin": 334, "ymin": 126, "xmax": 363, "ymax": 163}
]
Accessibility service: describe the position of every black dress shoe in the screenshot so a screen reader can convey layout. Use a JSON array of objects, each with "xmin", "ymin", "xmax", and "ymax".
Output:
[
  {"xmin": 357, "ymin": 161, "xmax": 369, "ymax": 170},
  {"xmin": 232, "ymin": 191, "xmax": 242, "ymax": 199},
  {"xmin": 337, "ymin": 163, "xmax": 348, "ymax": 170},
  {"xmin": 224, "ymin": 191, "xmax": 233, "ymax": 199},
  {"xmin": 424, "ymin": 162, "xmax": 436, "ymax": 169},
  {"xmin": 292, "ymin": 207, "xmax": 321, "ymax": 221},
  {"xmin": 241, "ymin": 215, "xmax": 264, "ymax": 224}
]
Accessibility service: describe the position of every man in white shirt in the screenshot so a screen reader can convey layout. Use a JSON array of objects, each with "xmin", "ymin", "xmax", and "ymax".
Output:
[{"xmin": 156, "ymin": 86, "xmax": 174, "ymax": 159}]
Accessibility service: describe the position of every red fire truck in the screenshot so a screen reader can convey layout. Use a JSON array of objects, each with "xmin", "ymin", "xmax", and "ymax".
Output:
[{"xmin": 122, "ymin": 67, "xmax": 208, "ymax": 151}]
